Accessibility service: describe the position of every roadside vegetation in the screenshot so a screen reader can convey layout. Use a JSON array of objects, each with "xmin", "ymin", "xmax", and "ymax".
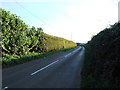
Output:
[
  {"xmin": 2, "ymin": 47, "xmax": 75, "ymax": 68},
  {"xmin": 76, "ymin": 43, "xmax": 85, "ymax": 46},
  {"xmin": 81, "ymin": 22, "xmax": 120, "ymax": 88},
  {"xmin": 0, "ymin": 8, "xmax": 77, "ymax": 68}
]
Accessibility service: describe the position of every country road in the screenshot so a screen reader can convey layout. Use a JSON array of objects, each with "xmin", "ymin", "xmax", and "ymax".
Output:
[{"xmin": 2, "ymin": 46, "xmax": 85, "ymax": 88}]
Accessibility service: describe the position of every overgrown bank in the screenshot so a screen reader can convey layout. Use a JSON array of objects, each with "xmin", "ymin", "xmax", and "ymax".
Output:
[
  {"xmin": 2, "ymin": 47, "xmax": 75, "ymax": 68},
  {"xmin": 81, "ymin": 22, "xmax": 120, "ymax": 88},
  {"xmin": 1, "ymin": 8, "xmax": 77, "ymax": 68}
]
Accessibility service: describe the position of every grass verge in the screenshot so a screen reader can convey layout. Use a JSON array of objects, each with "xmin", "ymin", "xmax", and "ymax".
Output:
[{"xmin": 2, "ymin": 47, "xmax": 76, "ymax": 68}]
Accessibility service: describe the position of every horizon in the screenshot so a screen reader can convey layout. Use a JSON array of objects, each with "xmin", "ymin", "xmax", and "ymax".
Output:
[{"xmin": 0, "ymin": 0, "xmax": 119, "ymax": 43}]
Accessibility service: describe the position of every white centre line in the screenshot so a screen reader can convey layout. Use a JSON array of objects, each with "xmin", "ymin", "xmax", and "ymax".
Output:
[
  {"xmin": 31, "ymin": 47, "xmax": 82, "ymax": 76},
  {"xmin": 64, "ymin": 53, "xmax": 72, "ymax": 57},
  {"xmin": 64, "ymin": 47, "xmax": 81, "ymax": 58},
  {"xmin": 31, "ymin": 60, "xmax": 59, "ymax": 76},
  {"xmin": 2, "ymin": 87, "xmax": 8, "ymax": 90}
]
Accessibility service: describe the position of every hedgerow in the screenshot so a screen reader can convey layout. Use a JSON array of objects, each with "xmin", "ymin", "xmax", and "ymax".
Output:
[
  {"xmin": 81, "ymin": 22, "xmax": 120, "ymax": 88},
  {"xmin": 1, "ymin": 8, "xmax": 77, "ymax": 67}
]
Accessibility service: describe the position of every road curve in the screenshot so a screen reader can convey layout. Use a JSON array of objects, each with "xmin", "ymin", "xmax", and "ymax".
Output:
[{"xmin": 2, "ymin": 46, "xmax": 85, "ymax": 88}]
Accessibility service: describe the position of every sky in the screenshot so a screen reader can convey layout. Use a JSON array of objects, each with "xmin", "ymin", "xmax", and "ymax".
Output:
[{"xmin": 0, "ymin": 0, "xmax": 119, "ymax": 43}]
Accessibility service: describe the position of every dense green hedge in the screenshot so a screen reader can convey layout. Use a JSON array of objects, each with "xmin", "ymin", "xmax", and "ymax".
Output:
[
  {"xmin": 1, "ymin": 8, "xmax": 44, "ymax": 56},
  {"xmin": 81, "ymin": 22, "xmax": 120, "ymax": 88},
  {"xmin": 1, "ymin": 8, "xmax": 77, "ymax": 66},
  {"xmin": 40, "ymin": 33, "xmax": 77, "ymax": 52}
]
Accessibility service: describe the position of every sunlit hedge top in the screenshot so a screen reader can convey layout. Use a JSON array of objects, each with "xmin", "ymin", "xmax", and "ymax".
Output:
[{"xmin": 1, "ymin": 8, "xmax": 76, "ymax": 56}]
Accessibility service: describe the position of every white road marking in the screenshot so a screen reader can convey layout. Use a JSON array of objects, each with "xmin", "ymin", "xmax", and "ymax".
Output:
[
  {"xmin": 31, "ymin": 47, "xmax": 82, "ymax": 76},
  {"xmin": 64, "ymin": 53, "xmax": 72, "ymax": 57},
  {"xmin": 2, "ymin": 87, "xmax": 8, "ymax": 90},
  {"xmin": 64, "ymin": 47, "xmax": 82, "ymax": 58},
  {"xmin": 31, "ymin": 60, "xmax": 59, "ymax": 76}
]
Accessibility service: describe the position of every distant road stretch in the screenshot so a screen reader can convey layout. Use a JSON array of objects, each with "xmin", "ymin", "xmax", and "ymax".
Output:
[{"xmin": 2, "ymin": 46, "xmax": 85, "ymax": 88}]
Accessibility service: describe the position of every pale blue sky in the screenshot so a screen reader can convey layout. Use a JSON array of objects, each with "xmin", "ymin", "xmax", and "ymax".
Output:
[
  {"xmin": 1, "ymin": 2, "xmax": 70, "ymax": 26},
  {"xmin": 0, "ymin": 0, "xmax": 119, "ymax": 43}
]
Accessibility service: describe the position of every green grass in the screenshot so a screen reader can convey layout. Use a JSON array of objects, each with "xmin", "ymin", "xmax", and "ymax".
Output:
[{"xmin": 2, "ymin": 47, "xmax": 76, "ymax": 68}]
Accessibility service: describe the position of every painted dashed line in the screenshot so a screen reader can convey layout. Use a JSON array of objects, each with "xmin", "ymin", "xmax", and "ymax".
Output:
[
  {"xmin": 31, "ymin": 60, "xmax": 59, "ymax": 76},
  {"xmin": 64, "ymin": 47, "xmax": 81, "ymax": 58},
  {"xmin": 2, "ymin": 87, "xmax": 8, "ymax": 90},
  {"xmin": 3, "ymin": 47, "xmax": 83, "ymax": 88},
  {"xmin": 31, "ymin": 47, "xmax": 82, "ymax": 75},
  {"xmin": 64, "ymin": 53, "xmax": 72, "ymax": 57}
]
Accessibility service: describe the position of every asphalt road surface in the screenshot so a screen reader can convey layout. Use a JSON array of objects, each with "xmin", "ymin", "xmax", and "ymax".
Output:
[{"xmin": 2, "ymin": 46, "xmax": 85, "ymax": 89}]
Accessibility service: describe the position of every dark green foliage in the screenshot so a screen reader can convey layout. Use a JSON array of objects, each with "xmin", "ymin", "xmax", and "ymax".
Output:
[
  {"xmin": 76, "ymin": 43, "xmax": 85, "ymax": 46},
  {"xmin": 1, "ymin": 8, "xmax": 77, "ymax": 67},
  {"xmin": 81, "ymin": 22, "xmax": 120, "ymax": 88}
]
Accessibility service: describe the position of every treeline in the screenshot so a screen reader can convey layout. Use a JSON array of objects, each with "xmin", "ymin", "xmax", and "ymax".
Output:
[
  {"xmin": 76, "ymin": 43, "xmax": 85, "ymax": 46},
  {"xmin": 1, "ymin": 8, "xmax": 76, "ymax": 66},
  {"xmin": 81, "ymin": 22, "xmax": 120, "ymax": 88}
]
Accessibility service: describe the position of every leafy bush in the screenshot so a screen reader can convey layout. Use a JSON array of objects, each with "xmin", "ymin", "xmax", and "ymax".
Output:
[
  {"xmin": 81, "ymin": 22, "xmax": 120, "ymax": 88},
  {"xmin": 1, "ymin": 8, "xmax": 77, "ymax": 67}
]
